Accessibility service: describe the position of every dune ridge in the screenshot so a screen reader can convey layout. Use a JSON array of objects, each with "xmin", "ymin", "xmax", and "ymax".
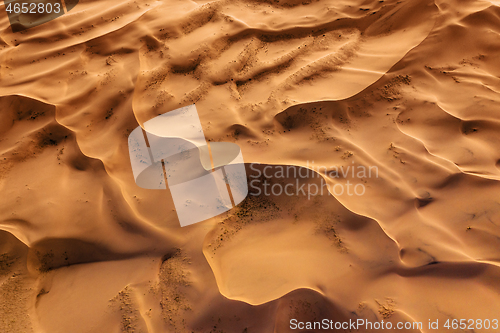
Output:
[{"xmin": 1, "ymin": 0, "xmax": 500, "ymax": 331}]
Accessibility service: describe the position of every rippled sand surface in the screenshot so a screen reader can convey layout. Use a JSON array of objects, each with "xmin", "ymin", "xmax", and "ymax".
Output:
[{"xmin": 1, "ymin": 0, "xmax": 500, "ymax": 331}]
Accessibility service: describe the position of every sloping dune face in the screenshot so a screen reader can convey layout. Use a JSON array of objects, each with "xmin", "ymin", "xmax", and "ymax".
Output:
[{"xmin": 1, "ymin": 0, "xmax": 500, "ymax": 332}]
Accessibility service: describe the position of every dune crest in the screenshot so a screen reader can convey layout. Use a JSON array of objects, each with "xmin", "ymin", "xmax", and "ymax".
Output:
[{"xmin": 1, "ymin": 0, "xmax": 500, "ymax": 331}]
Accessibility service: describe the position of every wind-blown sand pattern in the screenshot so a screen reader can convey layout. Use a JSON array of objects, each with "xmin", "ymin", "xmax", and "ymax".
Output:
[{"xmin": 1, "ymin": 0, "xmax": 500, "ymax": 331}]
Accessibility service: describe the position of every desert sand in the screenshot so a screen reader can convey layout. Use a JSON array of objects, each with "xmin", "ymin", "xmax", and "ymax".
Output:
[{"xmin": 1, "ymin": 0, "xmax": 500, "ymax": 332}]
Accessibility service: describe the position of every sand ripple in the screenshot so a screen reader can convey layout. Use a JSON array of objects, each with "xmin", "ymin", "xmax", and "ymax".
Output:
[{"xmin": 1, "ymin": 0, "xmax": 500, "ymax": 331}]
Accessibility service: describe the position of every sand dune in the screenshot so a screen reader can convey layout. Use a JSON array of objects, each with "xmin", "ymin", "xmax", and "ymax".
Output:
[{"xmin": 1, "ymin": 0, "xmax": 500, "ymax": 331}]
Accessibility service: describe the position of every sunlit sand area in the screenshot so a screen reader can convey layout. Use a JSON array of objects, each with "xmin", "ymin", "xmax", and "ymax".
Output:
[{"xmin": 1, "ymin": 0, "xmax": 500, "ymax": 331}]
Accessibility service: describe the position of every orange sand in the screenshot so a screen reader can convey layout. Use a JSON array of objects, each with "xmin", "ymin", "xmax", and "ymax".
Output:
[{"xmin": 1, "ymin": 0, "xmax": 500, "ymax": 331}]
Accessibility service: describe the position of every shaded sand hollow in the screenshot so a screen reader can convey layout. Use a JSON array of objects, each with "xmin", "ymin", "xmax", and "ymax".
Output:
[{"xmin": 1, "ymin": 0, "xmax": 500, "ymax": 332}]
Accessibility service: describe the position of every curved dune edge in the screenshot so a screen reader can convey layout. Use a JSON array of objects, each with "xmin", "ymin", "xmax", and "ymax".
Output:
[
  {"xmin": 202, "ymin": 185, "xmax": 399, "ymax": 305},
  {"xmin": 1, "ymin": 0, "xmax": 500, "ymax": 331},
  {"xmin": 131, "ymin": 0, "xmax": 438, "ymax": 126},
  {"xmin": 199, "ymin": 0, "xmax": 500, "ymax": 309}
]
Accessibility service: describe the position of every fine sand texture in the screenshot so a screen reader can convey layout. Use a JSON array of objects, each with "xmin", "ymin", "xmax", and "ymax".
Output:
[{"xmin": 1, "ymin": 0, "xmax": 500, "ymax": 332}]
